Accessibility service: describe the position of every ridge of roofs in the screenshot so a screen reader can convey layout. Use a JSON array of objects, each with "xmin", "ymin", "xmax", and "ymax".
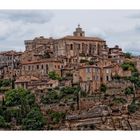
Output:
[{"xmin": 59, "ymin": 35, "xmax": 105, "ymax": 42}]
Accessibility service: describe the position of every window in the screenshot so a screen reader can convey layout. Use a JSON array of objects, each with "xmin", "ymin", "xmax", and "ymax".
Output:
[
  {"xmin": 28, "ymin": 66, "xmax": 30, "ymax": 70},
  {"xmin": 95, "ymin": 68, "xmax": 98, "ymax": 73},
  {"xmin": 87, "ymin": 76, "xmax": 90, "ymax": 80},
  {"xmin": 86, "ymin": 68, "xmax": 91, "ymax": 73},
  {"xmin": 70, "ymin": 44, "xmax": 73, "ymax": 50},
  {"xmin": 37, "ymin": 65, "xmax": 39, "ymax": 69},
  {"xmin": 106, "ymin": 69, "xmax": 109, "ymax": 73},
  {"xmin": 96, "ymin": 76, "xmax": 98, "ymax": 81},
  {"xmin": 106, "ymin": 76, "xmax": 109, "ymax": 81},
  {"xmin": 41, "ymin": 65, "xmax": 44, "ymax": 69},
  {"xmin": 78, "ymin": 44, "xmax": 81, "ymax": 50},
  {"xmin": 46, "ymin": 64, "xmax": 48, "ymax": 69},
  {"xmin": 93, "ymin": 75, "xmax": 99, "ymax": 81},
  {"xmin": 46, "ymin": 64, "xmax": 48, "ymax": 74}
]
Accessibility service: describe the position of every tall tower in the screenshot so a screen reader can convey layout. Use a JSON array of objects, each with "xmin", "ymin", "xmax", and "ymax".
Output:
[{"xmin": 73, "ymin": 24, "xmax": 85, "ymax": 37}]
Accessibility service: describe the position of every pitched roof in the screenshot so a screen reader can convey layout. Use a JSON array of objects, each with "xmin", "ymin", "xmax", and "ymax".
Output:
[
  {"xmin": 79, "ymin": 65, "xmax": 100, "ymax": 69},
  {"xmin": 21, "ymin": 59, "xmax": 62, "ymax": 65},
  {"xmin": 15, "ymin": 76, "xmax": 39, "ymax": 83},
  {"xmin": 0, "ymin": 50, "xmax": 22, "ymax": 56},
  {"xmin": 59, "ymin": 35, "xmax": 105, "ymax": 42}
]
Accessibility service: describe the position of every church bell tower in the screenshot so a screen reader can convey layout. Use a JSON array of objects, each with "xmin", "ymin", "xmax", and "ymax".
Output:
[{"xmin": 73, "ymin": 24, "xmax": 85, "ymax": 37}]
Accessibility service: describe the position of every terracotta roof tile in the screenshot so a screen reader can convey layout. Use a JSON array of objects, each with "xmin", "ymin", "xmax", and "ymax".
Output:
[
  {"xmin": 59, "ymin": 35, "xmax": 105, "ymax": 42},
  {"xmin": 21, "ymin": 59, "xmax": 62, "ymax": 65},
  {"xmin": 15, "ymin": 76, "xmax": 39, "ymax": 83}
]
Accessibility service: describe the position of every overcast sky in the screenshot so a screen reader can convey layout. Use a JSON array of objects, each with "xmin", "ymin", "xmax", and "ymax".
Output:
[{"xmin": 0, "ymin": 10, "xmax": 140, "ymax": 55}]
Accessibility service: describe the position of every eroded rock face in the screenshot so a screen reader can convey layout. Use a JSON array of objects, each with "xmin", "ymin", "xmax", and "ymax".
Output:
[{"xmin": 60, "ymin": 80, "xmax": 140, "ymax": 130}]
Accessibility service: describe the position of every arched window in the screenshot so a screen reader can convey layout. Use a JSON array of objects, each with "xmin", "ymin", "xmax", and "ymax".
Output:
[{"xmin": 70, "ymin": 44, "xmax": 73, "ymax": 50}]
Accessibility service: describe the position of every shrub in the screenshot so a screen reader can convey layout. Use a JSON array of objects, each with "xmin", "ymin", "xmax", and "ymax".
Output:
[
  {"xmin": 22, "ymin": 107, "xmax": 45, "ymax": 130},
  {"xmin": 88, "ymin": 61, "xmax": 95, "ymax": 65},
  {"xmin": 60, "ymin": 86, "xmax": 80, "ymax": 95},
  {"xmin": 48, "ymin": 71, "xmax": 61, "ymax": 80},
  {"xmin": 128, "ymin": 100, "xmax": 138, "ymax": 113},
  {"xmin": 0, "ymin": 79, "xmax": 11, "ymax": 88},
  {"xmin": 121, "ymin": 61, "xmax": 137, "ymax": 72},
  {"xmin": 112, "ymin": 74, "xmax": 121, "ymax": 80},
  {"xmin": 5, "ymin": 88, "xmax": 34, "ymax": 106},
  {"xmin": 124, "ymin": 52, "xmax": 132, "ymax": 59},
  {"xmin": 113, "ymin": 97, "xmax": 127, "ymax": 104},
  {"xmin": 48, "ymin": 111, "xmax": 65, "ymax": 124},
  {"xmin": 80, "ymin": 59, "xmax": 89, "ymax": 63},
  {"xmin": 0, "ymin": 115, "xmax": 6, "ymax": 128},
  {"xmin": 100, "ymin": 84, "xmax": 107, "ymax": 93},
  {"xmin": 41, "ymin": 90, "xmax": 63, "ymax": 104},
  {"xmin": 124, "ymin": 86, "xmax": 134, "ymax": 95}
]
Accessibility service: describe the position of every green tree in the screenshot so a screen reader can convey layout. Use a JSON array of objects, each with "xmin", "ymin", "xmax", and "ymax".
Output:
[
  {"xmin": 60, "ymin": 86, "xmax": 80, "ymax": 95},
  {"xmin": 5, "ymin": 88, "xmax": 34, "ymax": 106},
  {"xmin": 100, "ymin": 84, "xmax": 107, "ymax": 93},
  {"xmin": 0, "ymin": 115, "xmax": 6, "ymax": 128},
  {"xmin": 121, "ymin": 61, "xmax": 137, "ymax": 72},
  {"xmin": 124, "ymin": 52, "xmax": 132, "ymax": 59},
  {"xmin": 112, "ymin": 97, "xmax": 127, "ymax": 104},
  {"xmin": 80, "ymin": 59, "xmax": 89, "ymax": 63},
  {"xmin": 112, "ymin": 74, "xmax": 121, "ymax": 80},
  {"xmin": 48, "ymin": 110, "xmax": 65, "ymax": 124},
  {"xmin": 22, "ymin": 107, "xmax": 45, "ymax": 130},
  {"xmin": 124, "ymin": 86, "xmax": 134, "ymax": 95},
  {"xmin": 128, "ymin": 100, "xmax": 139, "ymax": 113},
  {"xmin": 48, "ymin": 71, "xmax": 61, "ymax": 80},
  {"xmin": 0, "ymin": 79, "xmax": 11, "ymax": 88}
]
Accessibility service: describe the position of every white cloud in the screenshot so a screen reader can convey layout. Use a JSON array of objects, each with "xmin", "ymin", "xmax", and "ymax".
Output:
[
  {"xmin": 0, "ymin": 10, "xmax": 140, "ymax": 55},
  {"xmin": 0, "ymin": 10, "xmax": 53, "ymax": 23}
]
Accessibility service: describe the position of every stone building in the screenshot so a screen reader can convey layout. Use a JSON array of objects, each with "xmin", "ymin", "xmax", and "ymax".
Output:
[
  {"xmin": 79, "ymin": 65, "xmax": 101, "ymax": 93},
  {"xmin": 21, "ymin": 58, "xmax": 63, "ymax": 78},
  {"xmin": 109, "ymin": 45, "xmax": 124, "ymax": 64},
  {"xmin": 101, "ymin": 65, "xmax": 112, "ymax": 84},
  {"xmin": 53, "ymin": 25, "xmax": 109, "ymax": 65},
  {"xmin": 0, "ymin": 50, "xmax": 22, "ymax": 79},
  {"xmin": 15, "ymin": 76, "xmax": 59, "ymax": 93},
  {"xmin": 0, "ymin": 50, "xmax": 22, "ymax": 68},
  {"xmin": 21, "ymin": 36, "xmax": 54, "ymax": 62},
  {"xmin": 2, "ymin": 25, "xmax": 133, "ymax": 94}
]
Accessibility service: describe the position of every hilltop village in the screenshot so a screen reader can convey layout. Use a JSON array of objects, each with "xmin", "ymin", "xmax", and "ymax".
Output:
[{"xmin": 1, "ymin": 25, "xmax": 140, "ymax": 130}]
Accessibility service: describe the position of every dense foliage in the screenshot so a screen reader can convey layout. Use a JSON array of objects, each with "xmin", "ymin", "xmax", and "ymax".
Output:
[
  {"xmin": 0, "ymin": 88, "xmax": 45, "ymax": 130},
  {"xmin": 22, "ymin": 107, "xmax": 45, "ymax": 130},
  {"xmin": 124, "ymin": 52, "xmax": 132, "ymax": 59},
  {"xmin": 80, "ymin": 59, "xmax": 89, "ymax": 63},
  {"xmin": 0, "ymin": 79, "xmax": 11, "ymax": 88},
  {"xmin": 48, "ymin": 110, "xmax": 65, "ymax": 124},
  {"xmin": 121, "ymin": 61, "xmax": 137, "ymax": 72},
  {"xmin": 128, "ymin": 99, "xmax": 140, "ymax": 113},
  {"xmin": 5, "ymin": 88, "xmax": 35, "ymax": 106},
  {"xmin": 48, "ymin": 71, "xmax": 61, "ymax": 80},
  {"xmin": 41, "ymin": 87, "xmax": 80, "ymax": 105},
  {"xmin": 126, "ymin": 72, "xmax": 140, "ymax": 88},
  {"xmin": 124, "ymin": 86, "xmax": 134, "ymax": 95},
  {"xmin": 100, "ymin": 84, "xmax": 107, "ymax": 93},
  {"xmin": 0, "ymin": 115, "xmax": 7, "ymax": 128},
  {"xmin": 112, "ymin": 97, "xmax": 127, "ymax": 104}
]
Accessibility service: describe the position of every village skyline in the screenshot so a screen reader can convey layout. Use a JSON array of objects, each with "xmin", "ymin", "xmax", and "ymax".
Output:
[{"xmin": 0, "ymin": 10, "xmax": 140, "ymax": 55}]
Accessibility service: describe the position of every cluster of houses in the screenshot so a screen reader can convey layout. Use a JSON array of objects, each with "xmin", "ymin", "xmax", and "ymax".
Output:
[{"xmin": 0, "ymin": 25, "xmax": 140, "ymax": 94}]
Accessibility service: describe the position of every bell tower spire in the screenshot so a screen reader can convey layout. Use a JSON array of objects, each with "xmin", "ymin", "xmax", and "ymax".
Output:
[{"xmin": 73, "ymin": 24, "xmax": 85, "ymax": 37}]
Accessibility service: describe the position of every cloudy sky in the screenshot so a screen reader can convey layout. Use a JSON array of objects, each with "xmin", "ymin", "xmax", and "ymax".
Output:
[{"xmin": 0, "ymin": 10, "xmax": 140, "ymax": 55}]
